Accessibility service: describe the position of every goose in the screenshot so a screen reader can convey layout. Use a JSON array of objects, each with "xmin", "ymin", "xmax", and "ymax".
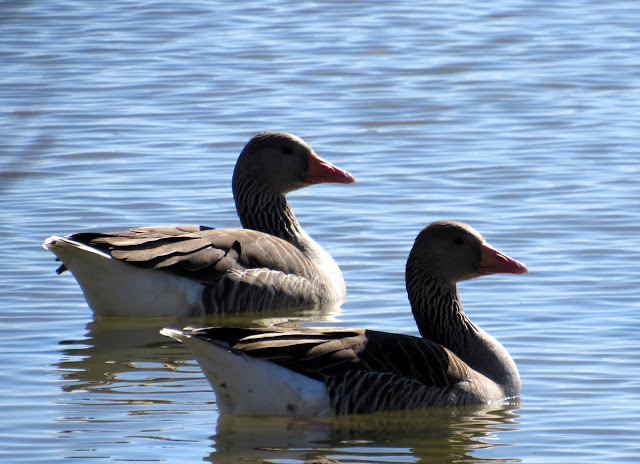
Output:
[
  {"xmin": 44, "ymin": 132, "xmax": 355, "ymax": 317},
  {"xmin": 161, "ymin": 221, "xmax": 528, "ymax": 416}
]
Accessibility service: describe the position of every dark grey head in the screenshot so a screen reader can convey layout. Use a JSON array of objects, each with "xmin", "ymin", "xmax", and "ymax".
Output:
[
  {"xmin": 408, "ymin": 221, "xmax": 528, "ymax": 285},
  {"xmin": 233, "ymin": 131, "xmax": 354, "ymax": 196}
]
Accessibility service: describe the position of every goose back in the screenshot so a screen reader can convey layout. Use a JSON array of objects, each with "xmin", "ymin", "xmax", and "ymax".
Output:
[
  {"xmin": 44, "ymin": 132, "xmax": 354, "ymax": 316},
  {"xmin": 162, "ymin": 221, "xmax": 528, "ymax": 414},
  {"xmin": 168, "ymin": 326, "xmax": 507, "ymax": 415}
]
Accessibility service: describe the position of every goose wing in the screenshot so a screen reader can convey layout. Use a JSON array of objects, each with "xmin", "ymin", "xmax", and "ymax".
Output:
[
  {"xmin": 181, "ymin": 326, "xmax": 484, "ymax": 412},
  {"xmin": 63, "ymin": 226, "xmax": 318, "ymax": 286}
]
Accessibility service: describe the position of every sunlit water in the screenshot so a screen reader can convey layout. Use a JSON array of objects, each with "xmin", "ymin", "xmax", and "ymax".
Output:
[{"xmin": 2, "ymin": 1, "xmax": 640, "ymax": 463}]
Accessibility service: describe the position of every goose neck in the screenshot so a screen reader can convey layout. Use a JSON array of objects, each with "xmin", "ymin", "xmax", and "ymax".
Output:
[
  {"xmin": 407, "ymin": 275, "xmax": 475, "ymax": 351},
  {"xmin": 233, "ymin": 178, "xmax": 305, "ymax": 249},
  {"xmin": 406, "ymin": 270, "xmax": 519, "ymax": 395}
]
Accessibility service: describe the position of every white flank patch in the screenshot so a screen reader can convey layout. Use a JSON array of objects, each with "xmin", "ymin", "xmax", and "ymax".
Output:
[
  {"xmin": 161, "ymin": 329, "xmax": 330, "ymax": 416},
  {"xmin": 44, "ymin": 236, "xmax": 203, "ymax": 317}
]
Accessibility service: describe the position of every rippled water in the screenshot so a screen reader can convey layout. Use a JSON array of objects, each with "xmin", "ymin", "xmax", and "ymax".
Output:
[{"xmin": 2, "ymin": 1, "xmax": 640, "ymax": 463}]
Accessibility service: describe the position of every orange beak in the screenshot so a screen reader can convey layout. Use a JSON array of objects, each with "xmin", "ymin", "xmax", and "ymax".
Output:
[
  {"xmin": 304, "ymin": 152, "xmax": 355, "ymax": 184},
  {"xmin": 478, "ymin": 241, "xmax": 528, "ymax": 275}
]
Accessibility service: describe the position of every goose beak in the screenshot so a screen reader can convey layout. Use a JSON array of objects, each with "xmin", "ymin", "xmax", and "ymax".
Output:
[
  {"xmin": 305, "ymin": 152, "xmax": 355, "ymax": 184},
  {"xmin": 478, "ymin": 241, "xmax": 528, "ymax": 275}
]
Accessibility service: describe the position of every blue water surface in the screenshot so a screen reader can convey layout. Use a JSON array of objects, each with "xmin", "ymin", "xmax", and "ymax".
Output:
[{"xmin": 2, "ymin": 1, "xmax": 639, "ymax": 463}]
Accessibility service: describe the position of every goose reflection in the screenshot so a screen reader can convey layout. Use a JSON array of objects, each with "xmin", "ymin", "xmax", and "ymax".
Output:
[
  {"xmin": 53, "ymin": 305, "xmax": 519, "ymax": 464},
  {"xmin": 56, "ymin": 302, "xmax": 343, "ymax": 392},
  {"xmin": 206, "ymin": 404, "xmax": 521, "ymax": 464}
]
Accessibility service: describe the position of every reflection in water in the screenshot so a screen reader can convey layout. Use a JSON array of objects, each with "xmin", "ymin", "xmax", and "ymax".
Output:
[
  {"xmin": 53, "ymin": 303, "xmax": 344, "ymax": 461},
  {"xmin": 208, "ymin": 405, "xmax": 520, "ymax": 464},
  {"xmin": 54, "ymin": 303, "xmax": 520, "ymax": 463},
  {"xmin": 56, "ymin": 302, "xmax": 343, "ymax": 391}
]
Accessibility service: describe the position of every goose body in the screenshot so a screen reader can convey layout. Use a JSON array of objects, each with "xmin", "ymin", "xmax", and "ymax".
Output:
[
  {"xmin": 44, "ymin": 132, "xmax": 354, "ymax": 317},
  {"xmin": 162, "ymin": 221, "xmax": 528, "ymax": 415}
]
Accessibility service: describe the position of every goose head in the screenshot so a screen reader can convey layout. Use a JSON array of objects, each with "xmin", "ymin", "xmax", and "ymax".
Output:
[
  {"xmin": 234, "ymin": 131, "xmax": 355, "ymax": 196},
  {"xmin": 408, "ymin": 221, "xmax": 528, "ymax": 286}
]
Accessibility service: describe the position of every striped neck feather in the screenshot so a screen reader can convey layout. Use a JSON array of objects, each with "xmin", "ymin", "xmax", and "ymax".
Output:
[{"xmin": 233, "ymin": 177, "xmax": 305, "ymax": 249}]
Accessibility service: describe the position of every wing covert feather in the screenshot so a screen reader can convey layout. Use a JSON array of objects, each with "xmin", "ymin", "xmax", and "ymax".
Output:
[{"xmin": 66, "ymin": 226, "xmax": 318, "ymax": 286}]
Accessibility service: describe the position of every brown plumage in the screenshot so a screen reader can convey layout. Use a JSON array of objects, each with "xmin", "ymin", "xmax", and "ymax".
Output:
[
  {"xmin": 43, "ymin": 132, "xmax": 354, "ymax": 317},
  {"xmin": 162, "ymin": 221, "xmax": 528, "ymax": 415}
]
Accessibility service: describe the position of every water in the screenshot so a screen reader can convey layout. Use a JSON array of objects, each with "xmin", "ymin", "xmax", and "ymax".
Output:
[{"xmin": 2, "ymin": 0, "xmax": 640, "ymax": 462}]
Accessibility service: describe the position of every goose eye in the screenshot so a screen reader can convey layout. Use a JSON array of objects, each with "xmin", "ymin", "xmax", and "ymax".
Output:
[
  {"xmin": 453, "ymin": 237, "xmax": 465, "ymax": 246},
  {"xmin": 281, "ymin": 146, "xmax": 294, "ymax": 155}
]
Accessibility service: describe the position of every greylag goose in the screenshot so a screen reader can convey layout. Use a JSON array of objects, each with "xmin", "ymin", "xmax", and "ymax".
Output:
[
  {"xmin": 162, "ymin": 221, "xmax": 528, "ymax": 415},
  {"xmin": 44, "ymin": 132, "xmax": 355, "ymax": 317}
]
